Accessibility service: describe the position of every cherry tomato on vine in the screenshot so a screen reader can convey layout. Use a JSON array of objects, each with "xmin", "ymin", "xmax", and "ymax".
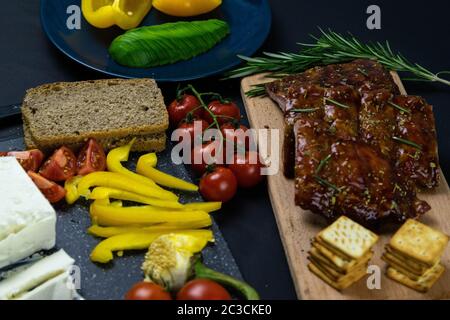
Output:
[
  {"xmin": 220, "ymin": 122, "xmax": 251, "ymax": 151},
  {"xmin": 177, "ymin": 279, "xmax": 231, "ymax": 300},
  {"xmin": 190, "ymin": 141, "xmax": 224, "ymax": 174},
  {"xmin": 199, "ymin": 166, "xmax": 237, "ymax": 202},
  {"xmin": 203, "ymin": 100, "xmax": 241, "ymax": 125},
  {"xmin": 125, "ymin": 282, "xmax": 172, "ymax": 300},
  {"xmin": 168, "ymin": 94, "xmax": 202, "ymax": 126},
  {"xmin": 177, "ymin": 119, "xmax": 209, "ymax": 148},
  {"xmin": 228, "ymin": 151, "xmax": 264, "ymax": 188}
]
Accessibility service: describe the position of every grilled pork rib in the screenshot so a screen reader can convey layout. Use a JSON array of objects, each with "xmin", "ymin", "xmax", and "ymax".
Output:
[{"xmin": 266, "ymin": 59, "xmax": 439, "ymax": 226}]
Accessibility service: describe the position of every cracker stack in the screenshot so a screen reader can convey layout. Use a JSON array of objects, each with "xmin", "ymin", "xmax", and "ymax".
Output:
[
  {"xmin": 382, "ymin": 219, "xmax": 448, "ymax": 293},
  {"xmin": 308, "ymin": 216, "xmax": 379, "ymax": 290}
]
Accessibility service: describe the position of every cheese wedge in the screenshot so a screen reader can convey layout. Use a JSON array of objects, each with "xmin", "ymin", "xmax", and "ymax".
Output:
[
  {"xmin": 0, "ymin": 157, "xmax": 56, "ymax": 269},
  {"xmin": 0, "ymin": 250, "xmax": 75, "ymax": 300}
]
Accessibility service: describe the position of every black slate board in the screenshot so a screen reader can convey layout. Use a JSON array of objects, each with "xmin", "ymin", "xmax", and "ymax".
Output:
[{"xmin": 0, "ymin": 120, "xmax": 242, "ymax": 300}]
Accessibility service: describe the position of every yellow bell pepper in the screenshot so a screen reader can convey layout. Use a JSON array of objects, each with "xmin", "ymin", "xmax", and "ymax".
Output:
[
  {"xmin": 90, "ymin": 229, "xmax": 214, "ymax": 263},
  {"xmin": 137, "ymin": 153, "xmax": 198, "ymax": 192},
  {"xmin": 90, "ymin": 187, "xmax": 183, "ymax": 209},
  {"xmin": 106, "ymin": 138, "xmax": 167, "ymax": 193},
  {"xmin": 64, "ymin": 176, "xmax": 83, "ymax": 205},
  {"xmin": 78, "ymin": 171, "xmax": 178, "ymax": 201},
  {"xmin": 153, "ymin": 0, "xmax": 222, "ymax": 17},
  {"xmin": 88, "ymin": 219, "xmax": 212, "ymax": 238},
  {"xmin": 90, "ymin": 200, "xmax": 211, "ymax": 226},
  {"xmin": 82, "ymin": 0, "xmax": 152, "ymax": 30}
]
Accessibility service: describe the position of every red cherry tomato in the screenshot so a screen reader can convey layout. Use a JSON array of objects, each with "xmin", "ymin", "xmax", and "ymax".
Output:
[
  {"xmin": 125, "ymin": 282, "xmax": 172, "ymax": 300},
  {"xmin": 27, "ymin": 171, "xmax": 66, "ymax": 203},
  {"xmin": 168, "ymin": 94, "xmax": 202, "ymax": 126},
  {"xmin": 190, "ymin": 141, "xmax": 224, "ymax": 174},
  {"xmin": 220, "ymin": 122, "xmax": 251, "ymax": 152},
  {"xmin": 1, "ymin": 149, "xmax": 44, "ymax": 172},
  {"xmin": 203, "ymin": 100, "xmax": 241, "ymax": 125},
  {"xmin": 199, "ymin": 166, "xmax": 237, "ymax": 202},
  {"xmin": 76, "ymin": 138, "xmax": 106, "ymax": 176},
  {"xmin": 39, "ymin": 146, "xmax": 77, "ymax": 181},
  {"xmin": 228, "ymin": 152, "xmax": 264, "ymax": 188},
  {"xmin": 176, "ymin": 119, "xmax": 209, "ymax": 148},
  {"xmin": 177, "ymin": 279, "xmax": 231, "ymax": 300}
]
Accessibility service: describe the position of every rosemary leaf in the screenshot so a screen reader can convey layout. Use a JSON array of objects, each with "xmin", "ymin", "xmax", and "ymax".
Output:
[
  {"xmin": 314, "ymin": 175, "xmax": 340, "ymax": 192},
  {"xmin": 388, "ymin": 101, "xmax": 411, "ymax": 114},
  {"xmin": 291, "ymin": 108, "xmax": 319, "ymax": 113},
  {"xmin": 315, "ymin": 154, "xmax": 332, "ymax": 174},
  {"xmin": 392, "ymin": 136, "xmax": 422, "ymax": 150},
  {"xmin": 324, "ymin": 97, "xmax": 350, "ymax": 109}
]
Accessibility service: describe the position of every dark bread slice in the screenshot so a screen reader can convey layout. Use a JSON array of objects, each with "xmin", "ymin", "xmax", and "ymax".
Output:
[
  {"xmin": 23, "ymin": 120, "xmax": 166, "ymax": 153},
  {"xmin": 22, "ymin": 78, "xmax": 169, "ymax": 147}
]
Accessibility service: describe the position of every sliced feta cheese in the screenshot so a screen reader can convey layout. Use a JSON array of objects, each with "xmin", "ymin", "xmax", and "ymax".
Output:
[
  {"xmin": 0, "ymin": 157, "xmax": 56, "ymax": 269},
  {"xmin": 0, "ymin": 249, "xmax": 76, "ymax": 300}
]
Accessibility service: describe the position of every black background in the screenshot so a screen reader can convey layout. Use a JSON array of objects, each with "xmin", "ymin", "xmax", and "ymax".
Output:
[{"xmin": 1, "ymin": 0, "xmax": 449, "ymax": 299}]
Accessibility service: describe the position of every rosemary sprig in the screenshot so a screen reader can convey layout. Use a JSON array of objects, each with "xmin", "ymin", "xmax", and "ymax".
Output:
[
  {"xmin": 392, "ymin": 136, "xmax": 422, "ymax": 150},
  {"xmin": 226, "ymin": 29, "xmax": 450, "ymax": 96},
  {"xmin": 324, "ymin": 97, "xmax": 350, "ymax": 109}
]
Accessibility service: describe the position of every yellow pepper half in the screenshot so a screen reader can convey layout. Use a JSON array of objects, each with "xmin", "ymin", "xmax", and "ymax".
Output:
[
  {"xmin": 78, "ymin": 171, "xmax": 178, "ymax": 201},
  {"xmin": 90, "ymin": 229, "xmax": 214, "ymax": 263},
  {"xmin": 88, "ymin": 220, "xmax": 213, "ymax": 238},
  {"xmin": 90, "ymin": 187, "xmax": 183, "ymax": 209},
  {"xmin": 90, "ymin": 200, "xmax": 211, "ymax": 226},
  {"xmin": 64, "ymin": 175, "xmax": 83, "ymax": 205},
  {"xmin": 153, "ymin": 0, "xmax": 222, "ymax": 17},
  {"xmin": 137, "ymin": 153, "xmax": 198, "ymax": 192},
  {"xmin": 82, "ymin": 0, "xmax": 152, "ymax": 30}
]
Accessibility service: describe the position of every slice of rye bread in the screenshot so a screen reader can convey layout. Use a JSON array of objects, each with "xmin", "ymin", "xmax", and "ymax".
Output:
[
  {"xmin": 21, "ymin": 78, "xmax": 169, "ymax": 147},
  {"xmin": 23, "ymin": 120, "xmax": 166, "ymax": 153}
]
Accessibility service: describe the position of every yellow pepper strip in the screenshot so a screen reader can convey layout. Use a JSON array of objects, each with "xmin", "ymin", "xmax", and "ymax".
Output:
[
  {"xmin": 90, "ymin": 187, "xmax": 183, "ymax": 209},
  {"xmin": 153, "ymin": 0, "xmax": 222, "ymax": 17},
  {"xmin": 90, "ymin": 229, "xmax": 214, "ymax": 263},
  {"xmin": 106, "ymin": 138, "xmax": 168, "ymax": 193},
  {"xmin": 64, "ymin": 176, "xmax": 83, "ymax": 205},
  {"xmin": 181, "ymin": 202, "xmax": 222, "ymax": 213},
  {"xmin": 78, "ymin": 171, "xmax": 178, "ymax": 201},
  {"xmin": 90, "ymin": 200, "xmax": 211, "ymax": 226},
  {"xmin": 88, "ymin": 219, "xmax": 213, "ymax": 238},
  {"xmin": 82, "ymin": 0, "xmax": 152, "ymax": 30},
  {"xmin": 137, "ymin": 153, "xmax": 199, "ymax": 192}
]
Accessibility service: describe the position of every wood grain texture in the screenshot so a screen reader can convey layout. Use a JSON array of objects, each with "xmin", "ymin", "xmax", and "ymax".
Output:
[{"xmin": 241, "ymin": 72, "xmax": 450, "ymax": 300}]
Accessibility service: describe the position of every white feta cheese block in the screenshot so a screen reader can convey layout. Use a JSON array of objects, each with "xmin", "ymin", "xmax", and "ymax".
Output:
[
  {"xmin": 0, "ymin": 249, "xmax": 76, "ymax": 300},
  {"xmin": 0, "ymin": 157, "xmax": 56, "ymax": 269}
]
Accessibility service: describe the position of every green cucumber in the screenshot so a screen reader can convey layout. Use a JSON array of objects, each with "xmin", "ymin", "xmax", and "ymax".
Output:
[{"xmin": 109, "ymin": 19, "xmax": 230, "ymax": 68}]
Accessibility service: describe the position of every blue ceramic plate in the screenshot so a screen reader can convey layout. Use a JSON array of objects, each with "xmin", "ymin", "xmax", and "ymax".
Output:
[{"xmin": 40, "ymin": 0, "xmax": 271, "ymax": 81}]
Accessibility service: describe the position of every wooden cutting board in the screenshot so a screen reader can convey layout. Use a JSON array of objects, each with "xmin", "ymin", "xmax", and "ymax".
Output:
[{"xmin": 241, "ymin": 73, "xmax": 450, "ymax": 300}]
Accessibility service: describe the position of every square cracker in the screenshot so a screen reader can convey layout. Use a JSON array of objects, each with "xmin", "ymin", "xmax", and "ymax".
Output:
[
  {"xmin": 310, "ymin": 246, "xmax": 372, "ymax": 275},
  {"xmin": 318, "ymin": 216, "xmax": 379, "ymax": 260},
  {"xmin": 382, "ymin": 251, "xmax": 429, "ymax": 277},
  {"xmin": 309, "ymin": 253, "xmax": 367, "ymax": 281},
  {"xmin": 308, "ymin": 262, "xmax": 367, "ymax": 291},
  {"xmin": 389, "ymin": 219, "xmax": 449, "ymax": 267},
  {"xmin": 386, "ymin": 263, "xmax": 445, "ymax": 293},
  {"xmin": 385, "ymin": 246, "xmax": 430, "ymax": 273},
  {"xmin": 382, "ymin": 254, "xmax": 433, "ymax": 281}
]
